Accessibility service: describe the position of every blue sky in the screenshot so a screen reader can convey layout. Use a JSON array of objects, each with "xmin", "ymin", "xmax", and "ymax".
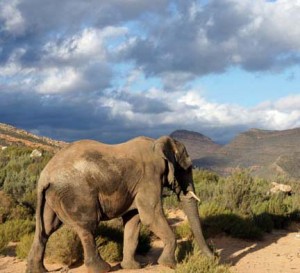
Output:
[{"xmin": 0, "ymin": 0, "xmax": 300, "ymax": 144}]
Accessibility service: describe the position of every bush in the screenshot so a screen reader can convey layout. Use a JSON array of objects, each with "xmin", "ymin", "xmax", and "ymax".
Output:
[
  {"xmin": 0, "ymin": 191, "xmax": 14, "ymax": 223},
  {"xmin": 199, "ymin": 202, "xmax": 230, "ymax": 219},
  {"xmin": 176, "ymin": 240, "xmax": 194, "ymax": 262},
  {"xmin": 0, "ymin": 146, "xmax": 52, "ymax": 207},
  {"xmin": 202, "ymin": 213, "xmax": 263, "ymax": 240},
  {"xmin": 0, "ymin": 219, "xmax": 35, "ymax": 242},
  {"xmin": 253, "ymin": 213, "xmax": 274, "ymax": 233},
  {"xmin": 175, "ymin": 249, "xmax": 231, "ymax": 273},
  {"xmin": 96, "ymin": 238, "xmax": 122, "ymax": 262},
  {"xmin": 222, "ymin": 170, "xmax": 253, "ymax": 214},
  {"xmin": 95, "ymin": 221, "xmax": 152, "ymax": 262},
  {"xmin": 0, "ymin": 230, "xmax": 9, "ymax": 254},
  {"xmin": 45, "ymin": 226, "xmax": 83, "ymax": 266},
  {"xmin": 16, "ymin": 233, "xmax": 34, "ymax": 259},
  {"xmin": 175, "ymin": 222, "xmax": 193, "ymax": 240}
]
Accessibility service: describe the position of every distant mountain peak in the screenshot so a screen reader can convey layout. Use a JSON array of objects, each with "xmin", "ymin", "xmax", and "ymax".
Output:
[
  {"xmin": 170, "ymin": 129, "xmax": 221, "ymax": 160},
  {"xmin": 171, "ymin": 129, "xmax": 211, "ymax": 140},
  {"xmin": 195, "ymin": 126, "xmax": 300, "ymax": 179}
]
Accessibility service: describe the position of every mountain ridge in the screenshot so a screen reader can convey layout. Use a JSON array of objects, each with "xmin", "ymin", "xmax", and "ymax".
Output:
[
  {"xmin": 194, "ymin": 127, "xmax": 300, "ymax": 179},
  {"xmin": 0, "ymin": 123, "xmax": 67, "ymax": 151},
  {"xmin": 1, "ymin": 122, "xmax": 300, "ymax": 179}
]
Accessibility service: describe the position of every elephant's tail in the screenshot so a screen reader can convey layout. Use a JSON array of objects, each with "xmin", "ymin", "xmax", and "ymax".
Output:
[{"xmin": 35, "ymin": 181, "xmax": 50, "ymax": 236}]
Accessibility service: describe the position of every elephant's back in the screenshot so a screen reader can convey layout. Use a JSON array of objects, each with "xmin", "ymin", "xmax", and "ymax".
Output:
[{"xmin": 38, "ymin": 139, "xmax": 140, "ymax": 188}]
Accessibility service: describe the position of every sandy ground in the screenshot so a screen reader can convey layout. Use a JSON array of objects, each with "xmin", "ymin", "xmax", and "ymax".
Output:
[{"xmin": 1, "ymin": 215, "xmax": 299, "ymax": 273}]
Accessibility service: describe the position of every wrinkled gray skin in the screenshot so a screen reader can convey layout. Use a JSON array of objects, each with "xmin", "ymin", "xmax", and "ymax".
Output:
[{"xmin": 27, "ymin": 136, "xmax": 213, "ymax": 273}]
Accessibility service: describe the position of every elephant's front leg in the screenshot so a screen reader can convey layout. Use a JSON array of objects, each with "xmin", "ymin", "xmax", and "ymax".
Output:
[
  {"xmin": 136, "ymin": 194, "xmax": 176, "ymax": 268},
  {"xmin": 121, "ymin": 210, "xmax": 141, "ymax": 269}
]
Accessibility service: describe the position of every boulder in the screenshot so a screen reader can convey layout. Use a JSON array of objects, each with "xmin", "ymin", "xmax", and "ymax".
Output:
[
  {"xmin": 270, "ymin": 182, "xmax": 292, "ymax": 194},
  {"xmin": 30, "ymin": 149, "xmax": 42, "ymax": 158}
]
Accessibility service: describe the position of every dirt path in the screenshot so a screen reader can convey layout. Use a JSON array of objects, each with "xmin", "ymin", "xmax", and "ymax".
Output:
[
  {"xmin": 215, "ymin": 229, "xmax": 300, "ymax": 273},
  {"xmin": 1, "ymin": 228, "xmax": 300, "ymax": 273}
]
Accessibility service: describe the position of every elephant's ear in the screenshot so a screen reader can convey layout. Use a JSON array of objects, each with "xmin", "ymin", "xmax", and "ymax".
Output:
[
  {"xmin": 173, "ymin": 140, "xmax": 193, "ymax": 170},
  {"xmin": 153, "ymin": 136, "xmax": 178, "ymax": 185}
]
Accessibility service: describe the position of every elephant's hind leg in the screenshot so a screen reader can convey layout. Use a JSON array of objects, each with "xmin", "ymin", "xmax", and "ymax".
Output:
[
  {"xmin": 27, "ymin": 202, "xmax": 62, "ymax": 273},
  {"xmin": 58, "ymin": 192, "xmax": 111, "ymax": 273},
  {"xmin": 75, "ymin": 227, "xmax": 111, "ymax": 273},
  {"xmin": 121, "ymin": 210, "xmax": 141, "ymax": 269}
]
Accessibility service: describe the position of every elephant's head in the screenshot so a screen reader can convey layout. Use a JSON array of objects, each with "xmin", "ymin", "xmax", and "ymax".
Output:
[{"xmin": 154, "ymin": 136, "xmax": 213, "ymax": 257}]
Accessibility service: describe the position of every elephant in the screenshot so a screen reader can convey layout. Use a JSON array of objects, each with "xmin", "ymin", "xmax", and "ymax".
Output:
[{"xmin": 26, "ymin": 136, "xmax": 213, "ymax": 273}]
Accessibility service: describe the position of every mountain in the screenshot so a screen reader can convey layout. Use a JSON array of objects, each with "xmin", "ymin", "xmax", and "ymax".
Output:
[
  {"xmin": 1, "ymin": 122, "xmax": 299, "ymax": 179},
  {"xmin": 170, "ymin": 130, "xmax": 222, "ymax": 160},
  {"xmin": 0, "ymin": 123, "xmax": 67, "ymax": 151},
  {"xmin": 194, "ymin": 128, "xmax": 300, "ymax": 179}
]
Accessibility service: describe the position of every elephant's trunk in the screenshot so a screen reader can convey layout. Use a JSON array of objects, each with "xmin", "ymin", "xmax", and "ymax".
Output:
[{"xmin": 180, "ymin": 193, "xmax": 213, "ymax": 257}]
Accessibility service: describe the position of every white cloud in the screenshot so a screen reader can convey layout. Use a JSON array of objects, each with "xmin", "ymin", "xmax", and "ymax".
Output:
[
  {"xmin": 44, "ymin": 26, "xmax": 128, "ymax": 63},
  {"xmin": 0, "ymin": 0, "xmax": 25, "ymax": 35},
  {"xmin": 1, "ymin": 0, "xmax": 300, "ymax": 143},
  {"xmin": 36, "ymin": 67, "xmax": 83, "ymax": 94},
  {"xmin": 98, "ymin": 87, "xmax": 300, "ymax": 138}
]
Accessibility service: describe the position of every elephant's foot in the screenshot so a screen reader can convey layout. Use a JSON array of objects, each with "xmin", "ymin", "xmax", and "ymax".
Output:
[
  {"xmin": 86, "ymin": 259, "xmax": 111, "ymax": 273},
  {"xmin": 121, "ymin": 259, "xmax": 141, "ymax": 269},
  {"xmin": 158, "ymin": 255, "xmax": 176, "ymax": 269},
  {"xmin": 26, "ymin": 262, "xmax": 48, "ymax": 273}
]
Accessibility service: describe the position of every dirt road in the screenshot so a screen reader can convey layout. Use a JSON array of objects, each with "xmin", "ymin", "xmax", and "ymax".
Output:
[{"xmin": 1, "ymin": 228, "xmax": 300, "ymax": 273}]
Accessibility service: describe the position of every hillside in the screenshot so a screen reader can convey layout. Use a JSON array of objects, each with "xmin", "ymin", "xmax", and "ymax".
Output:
[
  {"xmin": 0, "ymin": 123, "xmax": 67, "ymax": 151},
  {"xmin": 170, "ymin": 130, "xmax": 221, "ymax": 160},
  {"xmin": 195, "ymin": 128, "xmax": 300, "ymax": 179}
]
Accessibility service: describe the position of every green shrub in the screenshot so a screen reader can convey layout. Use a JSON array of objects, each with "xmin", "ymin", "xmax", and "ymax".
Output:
[
  {"xmin": 0, "ymin": 146, "xmax": 52, "ymax": 206},
  {"xmin": 95, "ymin": 221, "xmax": 151, "ymax": 261},
  {"xmin": 16, "ymin": 233, "xmax": 34, "ymax": 259},
  {"xmin": 0, "ymin": 191, "xmax": 14, "ymax": 223},
  {"xmin": 0, "ymin": 230, "xmax": 9, "ymax": 254},
  {"xmin": 96, "ymin": 237, "xmax": 122, "ymax": 262},
  {"xmin": 175, "ymin": 250, "xmax": 231, "ymax": 273},
  {"xmin": 0, "ymin": 219, "xmax": 35, "ymax": 242},
  {"xmin": 175, "ymin": 222, "xmax": 193, "ymax": 240},
  {"xmin": 203, "ymin": 214, "xmax": 263, "ymax": 240},
  {"xmin": 253, "ymin": 213, "xmax": 274, "ymax": 233},
  {"xmin": 163, "ymin": 193, "xmax": 178, "ymax": 209},
  {"xmin": 222, "ymin": 170, "xmax": 253, "ymax": 214},
  {"xmin": 199, "ymin": 202, "xmax": 230, "ymax": 218},
  {"xmin": 46, "ymin": 226, "xmax": 83, "ymax": 266},
  {"xmin": 176, "ymin": 240, "xmax": 194, "ymax": 262}
]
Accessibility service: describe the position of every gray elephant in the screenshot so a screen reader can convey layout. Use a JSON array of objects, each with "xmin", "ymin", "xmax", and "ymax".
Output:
[{"xmin": 27, "ymin": 136, "xmax": 213, "ymax": 273}]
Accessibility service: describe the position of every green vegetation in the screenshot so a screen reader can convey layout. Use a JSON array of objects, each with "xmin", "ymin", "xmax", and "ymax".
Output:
[
  {"xmin": 176, "ymin": 243, "xmax": 231, "ymax": 273},
  {"xmin": 46, "ymin": 226, "xmax": 83, "ymax": 265},
  {"xmin": 0, "ymin": 146, "xmax": 52, "ymax": 217},
  {"xmin": 16, "ymin": 221, "xmax": 152, "ymax": 265},
  {"xmin": 194, "ymin": 169, "xmax": 300, "ymax": 239}
]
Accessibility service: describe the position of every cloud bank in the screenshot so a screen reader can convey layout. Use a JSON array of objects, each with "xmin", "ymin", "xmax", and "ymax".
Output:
[{"xmin": 1, "ymin": 0, "xmax": 300, "ymax": 143}]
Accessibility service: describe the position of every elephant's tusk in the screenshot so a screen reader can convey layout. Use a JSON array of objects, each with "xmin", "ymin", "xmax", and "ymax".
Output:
[{"xmin": 187, "ymin": 191, "xmax": 201, "ymax": 202}]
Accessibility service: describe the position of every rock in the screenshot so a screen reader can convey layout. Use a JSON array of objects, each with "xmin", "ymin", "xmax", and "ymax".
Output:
[
  {"xmin": 270, "ymin": 182, "xmax": 292, "ymax": 194},
  {"xmin": 30, "ymin": 149, "xmax": 42, "ymax": 158},
  {"xmin": 1, "ymin": 146, "xmax": 7, "ymax": 150}
]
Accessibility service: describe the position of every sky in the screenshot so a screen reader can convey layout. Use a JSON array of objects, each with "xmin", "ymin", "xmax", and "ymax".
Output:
[{"xmin": 0, "ymin": 0, "xmax": 300, "ymax": 144}]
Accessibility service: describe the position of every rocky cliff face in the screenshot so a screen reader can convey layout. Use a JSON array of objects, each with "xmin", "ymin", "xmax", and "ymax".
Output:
[{"xmin": 0, "ymin": 123, "xmax": 67, "ymax": 151}]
